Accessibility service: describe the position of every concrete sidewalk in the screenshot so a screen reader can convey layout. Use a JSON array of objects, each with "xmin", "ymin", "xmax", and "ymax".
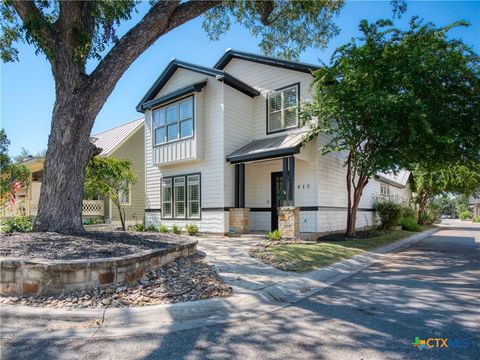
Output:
[{"xmin": 0, "ymin": 227, "xmax": 439, "ymax": 339}]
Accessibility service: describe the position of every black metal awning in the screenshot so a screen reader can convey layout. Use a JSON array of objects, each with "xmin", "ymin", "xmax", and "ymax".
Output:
[{"xmin": 226, "ymin": 133, "xmax": 306, "ymax": 164}]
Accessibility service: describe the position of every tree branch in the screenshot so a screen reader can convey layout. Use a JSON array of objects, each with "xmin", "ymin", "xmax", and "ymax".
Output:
[
  {"xmin": 11, "ymin": 1, "xmax": 55, "ymax": 58},
  {"xmin": 57, "ymin": 1, "xmax": 96, "ymax": 50},
  {"xmin": 257, "ymin": 1, "xmax": 275, "ymax": 26},
  {"xmin": 89, "ymin": 0, "xmax": 218, "ymax": 104}
]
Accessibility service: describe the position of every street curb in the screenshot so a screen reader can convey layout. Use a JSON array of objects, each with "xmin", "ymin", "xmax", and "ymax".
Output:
[{"xmin": 0, "ymin": 227, "xmax": 439, "ymax": 339}]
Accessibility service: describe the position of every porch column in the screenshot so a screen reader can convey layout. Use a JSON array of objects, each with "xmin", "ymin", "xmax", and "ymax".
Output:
[
  {"xmin": 234, "ymin": 163, "xmax": 245, "ymax": 208},
  {"xmin": 279, "ymin": 156, "xmax": 299, "ymax": 238},
  {"xmin": 282, "ymin": 156, "xmax": 295, "ymax": 206},
  {"xmin": 230, "ymin": 163, "xmax": 249, "ymax": 234}
]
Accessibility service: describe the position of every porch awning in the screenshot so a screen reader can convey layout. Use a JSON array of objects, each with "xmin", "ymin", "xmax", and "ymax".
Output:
[{"xmin": 226, "ymin": 132, "xmax": 306, "ymax": 164}]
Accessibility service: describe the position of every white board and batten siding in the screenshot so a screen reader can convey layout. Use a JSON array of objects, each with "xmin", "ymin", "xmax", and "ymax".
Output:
[
  {"xmin": 145, "ymin": 68, "xmax": 227, "ymax": 232},
  {"xmin": 222, "ymin": 58, "xmax": 314, "ymax": 140},
  {"xmin": 144, "ymin": 56, "xmax": 413, "ymax": 235},
  {"xmin": 223, "ymin": 84, "xmax": 254, "ymax": 208}
]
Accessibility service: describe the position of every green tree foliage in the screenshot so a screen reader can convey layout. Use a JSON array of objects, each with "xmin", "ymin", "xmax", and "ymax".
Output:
[
  {"xmin": 0, "ymin": 129, "xmax": 30, "ymax": 206},
  {"xmin": 0, "ymin": 1, "xmax": 360, "ymax": 66},
  {"xmin": 411, "ymin": 165, "xmax": 480, "ymax": 224},
  {"xmin": 84, "ymin": 156, "xmax": 136, "ymax": 231},
  {"xmin": 1, "ymin": 0, "xmax": 407, "ymax": 234},
  {"xmin": 305, "ymin": 18, "xmax": 480, "ymax": 236}
]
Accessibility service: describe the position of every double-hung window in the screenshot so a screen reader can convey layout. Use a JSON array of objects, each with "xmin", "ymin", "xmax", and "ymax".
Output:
[
  {"xmin": 162, "ymin": 173, "xmax": 201, "ymax": 219},
  {"xmin": 118, "ymin": 181, "xmax": 131, "ymax": 205},
  {"xmin": 267, "ymin": 84, "xmax": 299, "ymax": 133},
  {"xmin": 380, "ymin": 183, "xmax": 390, "ymax": 197},
  {"xmin": 153, "ymin": 96, "xmax": 193, "ymax": 145}
]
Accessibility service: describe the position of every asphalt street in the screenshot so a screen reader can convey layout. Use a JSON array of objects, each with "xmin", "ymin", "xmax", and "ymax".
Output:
[{"xmin": 1, "ymin": 220, "xmax": 479, "ymax": 359}]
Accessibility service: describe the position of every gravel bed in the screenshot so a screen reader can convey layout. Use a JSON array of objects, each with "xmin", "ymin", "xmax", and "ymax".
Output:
[
  {"xmin": 0, "ymin": 254, "xmax": 232, "ymax": 308},
  {"xmin": 0, "ymin": 231, "xmax": 192, "ymax": 260}
]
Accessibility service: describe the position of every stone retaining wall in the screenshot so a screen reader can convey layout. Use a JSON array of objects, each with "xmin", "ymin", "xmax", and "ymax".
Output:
[{"xmin": 0, "ymin": 240, "xmax": 197, "ymax": 297}]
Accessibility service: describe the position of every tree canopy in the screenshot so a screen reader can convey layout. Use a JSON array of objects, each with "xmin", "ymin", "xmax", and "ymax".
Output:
[
  {"xmin": 0, "ymin": 1, "xmax": 352, "ymax": 66},
  {"xmin": 411, "ymin": 164, "xmax": 480, "ymax": 223},
  {"xmin": 4, "ymin": 0, "xmax": 407, "ymax": 234},
  {"xmin": 85, "ymin": 156, "xmax": 136, "ymax": 231},
  {"xmin": 0, "ymin": 129, "xmax": 30, "ymax": 207},
  {"xmin": 305, "ymin": 17, "xmax": 480, "ymax": 235}
]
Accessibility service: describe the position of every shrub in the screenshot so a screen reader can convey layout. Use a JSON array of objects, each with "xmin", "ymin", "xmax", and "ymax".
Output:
[
  {"xmin": 267, "ymin": 229, "xmax": 283, "ymax": 241},
  {"xmin": 400, "ymin": 217, "xmax": 422, "ymax": 232},
  {"xmin": 374, "ymin": 197, "xmax": 402, "ymax": 230},
  {"xmin": 459, "ymin": 210, "xmax": 472, "ymax": 220},
  {"xmin": 159, "ymin": 224, "xmax": 169, "ymax": 233},
  {"xmin": 134, "ymin": 223, "xmax": 145, "ymax": 232},
  {"xmin": 400, "ymin": 205, "xmax": 417, "ymax": 222},
  {"xmin": 473, "ymin": 216, "xmax": 480, "ymax": 223},
  {"xmin": 185, "ymin": 223, "xmax": 199, "ymax": 236},
  {"xmin": 421, "ymin": 201, "xmax": 442, "ymax": 225},
  {"xmin": 2, "ymin": 216, "xmax": 33, "ymax": 233},
  {"xmin": 171, "ymin": 224, "xmax": 182, "ymax": 234},
  {"xmin": 145, "ymin": 224, "xmax": 158, "ymax": 232}
]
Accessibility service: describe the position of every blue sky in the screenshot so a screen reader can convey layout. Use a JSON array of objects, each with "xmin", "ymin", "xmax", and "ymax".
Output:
[{"xmin": 1, "ymin": 1, "xmax": 479, "ymax": 156}]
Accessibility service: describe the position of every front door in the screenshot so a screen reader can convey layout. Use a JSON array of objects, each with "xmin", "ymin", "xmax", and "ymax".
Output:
[{"xmin": 271, "ymin": 172, "xmax": 284, "ymax": 230}]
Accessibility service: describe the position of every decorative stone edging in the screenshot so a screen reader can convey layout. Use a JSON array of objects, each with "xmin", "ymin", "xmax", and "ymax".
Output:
[{"xmin": 0, "ymin": 240, "xmax": 197, "ymax": 297}]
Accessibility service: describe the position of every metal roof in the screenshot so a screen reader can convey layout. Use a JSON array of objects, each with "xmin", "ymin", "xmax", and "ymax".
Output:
[
  {"xmin": 376, "ymin": 170, "xmax": 411, "ymax": 188},
  {"xmin": 93, "ymin": 117, "xmax": 144, "ymax": 156},
  {"xmin": 226, "ymin": 133, "xmax": 306, "ymax": 164}
]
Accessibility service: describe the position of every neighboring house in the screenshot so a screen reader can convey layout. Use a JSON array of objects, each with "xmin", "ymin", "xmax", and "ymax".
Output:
[
  {"xmin": 138, "ymin": 49, "xmax": 411, "ymax": 236},
  {"xmin": 4, "ymin": 118, "xmax": 145, "ymax": 228},
  {"xmin": 470, "ymin": 195, "xmax": 480, "ymax": 218},
  {"xmin": 91, "ymin": 118, "xmax": 145, "ymax": 227}
]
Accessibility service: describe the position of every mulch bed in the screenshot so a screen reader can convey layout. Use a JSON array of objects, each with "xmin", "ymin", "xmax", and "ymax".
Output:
[
  {"xmin": 0, "ymin": 254, "xmax": 233, "ymax": 308},
  {"xmin": 0, "ymin": 231, "xmax": 192, "ymax": 260}
]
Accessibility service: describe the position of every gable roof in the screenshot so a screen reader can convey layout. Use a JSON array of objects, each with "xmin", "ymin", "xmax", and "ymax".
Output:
[
  {"xmin": 136, "ymin": 59, "xmax": 259, "ymax": 112},
  {"xmin": 92, "ymin": 117, "xmax": 144, "ymax": 156},
  {"xmin": 214, "ymin": 49, "xmax": 321, "ymax": 74},
  {"xmin": 376, "ymin": 170, "xmax": 411, "ymax": 188}
]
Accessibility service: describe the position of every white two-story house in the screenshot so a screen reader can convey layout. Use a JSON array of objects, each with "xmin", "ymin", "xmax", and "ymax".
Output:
[{"xmin": 138, "ymin": 49, "xmax": 411, "ymax": 236}]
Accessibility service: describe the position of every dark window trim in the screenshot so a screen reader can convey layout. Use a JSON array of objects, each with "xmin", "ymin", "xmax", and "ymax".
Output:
[
  {"xmin": 161, "ymin": 172, "xmax": 201, "ymax": 220},
  {"xmin": 266, "ymin": 82, "xmax": 301, "ymax": 135},
  {"xmin": 152, "ymin": 95, "xmax": 195, "ymax": 147}
]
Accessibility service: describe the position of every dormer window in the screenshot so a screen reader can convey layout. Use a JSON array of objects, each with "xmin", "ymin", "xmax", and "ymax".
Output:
[
  {"xmin": 153, "ymin": 96, "xmax": 193, "ymax": 145},
  {"xmin": 267, "ymin": 83, "xmax": 299, "ymax": 134}
]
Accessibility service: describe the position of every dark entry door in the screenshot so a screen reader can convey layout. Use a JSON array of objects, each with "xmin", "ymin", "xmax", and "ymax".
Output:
[{"xmin": 271, "ymin": 172, "xmax": 284, "ymax": 230}]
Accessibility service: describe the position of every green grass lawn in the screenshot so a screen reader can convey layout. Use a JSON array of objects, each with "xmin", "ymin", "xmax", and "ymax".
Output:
[{"xmin": 263, "ymin": 227, "xmax": 431, "ymax": 272}]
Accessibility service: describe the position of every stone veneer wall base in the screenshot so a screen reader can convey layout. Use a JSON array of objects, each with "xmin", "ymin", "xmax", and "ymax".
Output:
[
  {"xmin": 229, "ymin": 208, "xmax": 250, "ymax": 234},
  {"xmin": 0, "ymin": 240, "xmax": 197, "ymax": 297},
  {"xmin": 278, "ymin": 207, "xmax": 300, "ymax": 238}
]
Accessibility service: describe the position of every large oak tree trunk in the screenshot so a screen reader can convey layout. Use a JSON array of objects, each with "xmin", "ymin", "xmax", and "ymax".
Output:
[
  {"xmin": 34, "ymin": 90, "xmax": 100, "ymax": 234},
  {"xmin": 22, "ymin": 1, "xmax": 218, "ymax": 234}
]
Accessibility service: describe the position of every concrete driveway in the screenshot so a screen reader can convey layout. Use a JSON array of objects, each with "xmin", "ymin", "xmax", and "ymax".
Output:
[{"xmin": 2, "ymin": 221, "xmax": 479, "ymax": 359}]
